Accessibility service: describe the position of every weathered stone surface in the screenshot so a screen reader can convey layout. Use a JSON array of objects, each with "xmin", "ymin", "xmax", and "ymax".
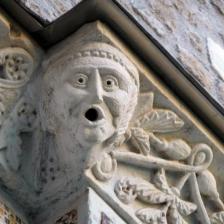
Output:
[
  {"xmin": 117, "ymin": 0, "xmax": 224, "ymax": 107},
  {"xmin": 16, "ymin": 0, "xmax": 82, "ymax": 23},
  {"xmin": 211, "ymin": 0, "xmax": 224, "ymax": 15},
  {"xmin": 208, "ymin": 38, "xmax": 224, "ymax": 81},
  {"xmin": 177, "ymin": 46, "xmax": 214, "ymax": 89},
  {"xmin": 0, "ymin": 3, "xmax": 224, "ymax": 224},
  {"xmin": 0, "ymin": 20, "xmax": 221, "ymax": 224},
  {"xmin": 15, "ymin": 0, "xmax": 224, "ymax": 108},
  {"xmin": 0, "ymin": 8, "xmax": 42, "ymax": 224}
]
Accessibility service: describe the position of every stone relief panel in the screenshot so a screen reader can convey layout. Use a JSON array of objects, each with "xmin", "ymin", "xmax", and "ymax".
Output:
[{"xmin": 0, "ymin": 14, "xmax": 222, "ymax": 224}]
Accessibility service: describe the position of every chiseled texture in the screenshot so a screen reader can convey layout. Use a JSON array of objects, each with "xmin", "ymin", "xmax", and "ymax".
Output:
[{"xmin": 16, "ymin": 0, "xmax": 224, "ymax": 107}]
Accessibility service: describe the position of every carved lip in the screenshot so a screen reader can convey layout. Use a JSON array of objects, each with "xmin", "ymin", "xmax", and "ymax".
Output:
[{"xmin": 82, "ymin": 105, "xmax": 106, "ymax": 127}]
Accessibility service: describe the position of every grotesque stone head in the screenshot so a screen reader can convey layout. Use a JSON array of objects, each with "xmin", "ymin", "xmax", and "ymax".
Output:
[{"xmin": 40, "ymin": 42, "xmax": 139, "ymax": 147}]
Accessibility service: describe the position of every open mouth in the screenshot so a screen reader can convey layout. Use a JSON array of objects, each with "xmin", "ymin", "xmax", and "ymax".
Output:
[{"xmin": 84, "ymin": 105, "xmax": 105, "ymax": 125}]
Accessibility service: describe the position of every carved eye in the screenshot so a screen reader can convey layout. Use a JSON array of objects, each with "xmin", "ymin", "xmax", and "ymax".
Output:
[
  {"xmin": 103, "ymin": 76, "xmax": 119, "ymax": 91},
  {"xmin": 71, "ymin": 73, "xmax": 88, "ymax": 88}
]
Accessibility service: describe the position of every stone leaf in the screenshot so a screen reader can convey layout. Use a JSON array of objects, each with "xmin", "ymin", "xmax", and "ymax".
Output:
[
  {"xmin": 131, "ymin": 92, "xmax": 154, "ymax": 121},
  {"xmin": 136, "ymin": 206, "xmax": 168, "ymax": 224},
  {"xmin": 134, "ymin": 109, "xmax": 184, "ymax": 133},
  {"xmin": 154, "ymin": 169, "xmax": 197, "ymax": 216},
  {"xmin": 210, "ymin": 211, "xmax": 224, "ymax": 224},
  {"xmin": 115, "ymin": 177, "xmax": 172, "ymax": 205},
  {"xmin": 168, "ymin": 206, "xmax": 188, "ymax": 224},
  {"xmin": 175, "ymin": 198, "xmax": 197, "ymax": 216},
  {"xmin": 130, "ymin": 127, "xmax": 150, "ymax": 155},
  {"xmin": 154, "ymin": 169, "xmax": 172, "ymax": 194}
]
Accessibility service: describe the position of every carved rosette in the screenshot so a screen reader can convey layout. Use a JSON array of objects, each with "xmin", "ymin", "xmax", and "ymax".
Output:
[{"xmin": 0, "ymin": 47, "xmax": 34, "ymax": 125}]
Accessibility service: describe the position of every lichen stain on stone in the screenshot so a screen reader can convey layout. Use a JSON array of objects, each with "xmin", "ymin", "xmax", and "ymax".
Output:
[
  {"xmin": 211, "ymin": 0, "xmax": 224, "ymax": 15},
  {"xmin": 177, "ymin": 46, "xmax": 212, "ymax": 89}
]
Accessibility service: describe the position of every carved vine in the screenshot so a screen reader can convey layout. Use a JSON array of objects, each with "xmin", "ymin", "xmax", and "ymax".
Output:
[
  {"xmin": 92, "ymin": 92, "xmax": 224, "ymax": 224},
  {"xmin": 115, "ymin": 169, "xmax": 197, "ymax": 224}
]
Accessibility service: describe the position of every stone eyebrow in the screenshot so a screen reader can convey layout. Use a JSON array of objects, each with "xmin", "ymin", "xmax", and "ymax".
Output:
[
  {"xmin": 97, "ymin": 67, "xmax": 127, "ymax": 80},
  {"xmin": 74, "ymin": 49, "xmax": 139, "ymax": 87}
]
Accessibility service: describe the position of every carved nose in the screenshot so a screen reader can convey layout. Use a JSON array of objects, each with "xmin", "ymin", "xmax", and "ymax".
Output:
[
  {"xmin": 91, "ymin": 70, "xmax": 103, "ymax": 104},
  {"xmin": 84, "ymin": 106, "xmax": 104, "ymax": 122},
  {"xmin": 92, "ymin": 85, "xmax": 103, "ymax": 104}
]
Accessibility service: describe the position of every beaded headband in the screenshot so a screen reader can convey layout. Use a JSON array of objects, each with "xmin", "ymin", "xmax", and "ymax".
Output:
[
  {"xmin": 45, "ymin": 42, "xmax": 139, "ymax": 88},
  {"xmin": 74, "ymin": 48, "xmax": 139, "ymax": 87}
]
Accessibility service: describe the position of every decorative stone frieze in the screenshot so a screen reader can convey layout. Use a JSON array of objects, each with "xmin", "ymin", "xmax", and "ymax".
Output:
[{"xmin": 0, "ymin": 10, "xmax": 223, "ymax": 224}]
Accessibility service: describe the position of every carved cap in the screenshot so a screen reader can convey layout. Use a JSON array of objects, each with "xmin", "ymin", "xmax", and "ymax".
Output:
[
  {"xmin": 74, "ymin": 42, "xmax": 139, "ymax": 88},
  {"xmin": 44, "ymin": 42, "xmax": 139, "ymax": 88}
]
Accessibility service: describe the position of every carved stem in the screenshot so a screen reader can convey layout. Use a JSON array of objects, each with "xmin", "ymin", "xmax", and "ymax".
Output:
[
  {"xmin": 188, "ymin": 144, "xmax": 212, "ymax": 224},
  {"xmin": 189, "ymin": 173, "xmax": 211, "ymax": 224},
  {"xmin": 112, "ymin": 151, "xmax": 212, "ymax": 173},
  {"xmin": 175, "ymin": 173, "xmax": 191, "ymax": 191}
]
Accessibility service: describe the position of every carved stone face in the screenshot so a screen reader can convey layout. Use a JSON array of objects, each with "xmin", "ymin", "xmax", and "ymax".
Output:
[{"xmin": 40, "ymin": 43, "xmax": 139, "ymax": 147}]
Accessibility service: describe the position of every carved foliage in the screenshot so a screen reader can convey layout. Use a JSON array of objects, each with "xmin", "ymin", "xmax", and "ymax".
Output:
[
  {"xmin": 128, "ymin": 92, "xmax": 187, "ymax": 160},
  {"xmin": 115, "ymin": 169, "xmax": 197, "ymax": 224},
  {"xmin": 91, "ymin": 91, "xmax": 223, "ymax": 224},
  {"xmin": 133, "ymin": 109, "xmax": 184, "ymax": 133},
  {"xmin": 129, "ymin": 128, "xmax": 150, "ymax": 156}
]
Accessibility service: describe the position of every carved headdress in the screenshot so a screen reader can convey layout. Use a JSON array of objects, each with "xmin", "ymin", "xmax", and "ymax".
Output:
[{"xmin": 44, "ymin": 42, "xmax": 139, "ymax": 87}]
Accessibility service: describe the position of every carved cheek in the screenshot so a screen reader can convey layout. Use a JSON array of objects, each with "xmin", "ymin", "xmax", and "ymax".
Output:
[
  {"xmin": 63, "ymin": 88, "xmax": 88, "ymax": 118},
  {"xmin": 103, "ymin": 90, "xmax": 129, "ymax": 117}
]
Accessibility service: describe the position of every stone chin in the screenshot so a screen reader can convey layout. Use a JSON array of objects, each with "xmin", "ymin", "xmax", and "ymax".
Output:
[
  {"xmin": 73, "ymin": 104, "xmax": 115, "ymax": 146},
  {"xmin": 76, "ymin": 119, "xmax": 115, "ymax": 146},
  {"xmin": 80, "ymin": 126, "xmax": 113, "ymax": 144}
]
